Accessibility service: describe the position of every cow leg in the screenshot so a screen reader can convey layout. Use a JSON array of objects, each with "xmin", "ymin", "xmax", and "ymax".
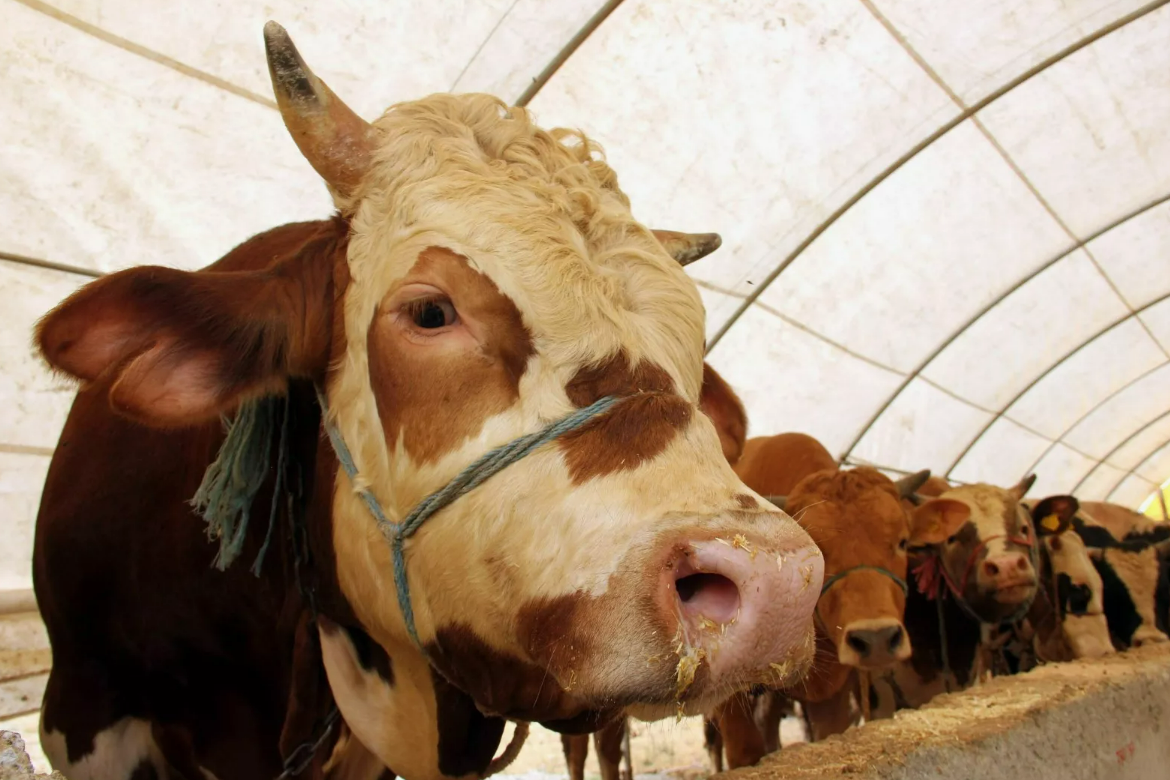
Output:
[
  {"xmin": 801, "ymin": 677, "xmax": 857, "ymax": 741},
  {"xmin": 39, "ymin": 664, "xmax": 173, "ymax": 780},
  {"xmin": 752, "ymin": 691, "xmax": 786, "ymax": 754},
  {"xmin": 593, "ymin": 718, "xmax": 625, "ymax": 780},
  {"xmin": 714, "ymin": 693, "xmax": 765, "ymax": 769},
  {"xmin": 702, "ymin": 717, "xmax": 724, "ymax": 774},
  {"xmin": 561, "ymin": 734, "xmax": 589, "ymax": 780}
]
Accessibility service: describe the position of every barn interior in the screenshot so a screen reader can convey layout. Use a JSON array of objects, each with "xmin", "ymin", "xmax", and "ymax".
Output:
[{"xmin": 4, "ymin": 0, "xmax": 1170, "ymax": 778}]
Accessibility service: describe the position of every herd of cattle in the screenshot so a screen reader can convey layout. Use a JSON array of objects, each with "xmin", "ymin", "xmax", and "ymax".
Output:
[
  {"xmin": 23, "ymin": 22, "xmax": 1170, "ymax": 780},
  {"xmin": 561, "ymin": 427, "xmax": 1170, "ymax": 780}
]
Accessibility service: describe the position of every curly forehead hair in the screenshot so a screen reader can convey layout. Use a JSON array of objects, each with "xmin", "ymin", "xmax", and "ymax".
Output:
[{"xmin": 795, "ymin": 467, "xmax": 899, "ymax": 505}]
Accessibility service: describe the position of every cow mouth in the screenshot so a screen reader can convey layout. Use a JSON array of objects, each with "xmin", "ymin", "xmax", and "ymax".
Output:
[{"xmin": 993, "ymin": 580, "xmax": 1036, "ymax": 603}]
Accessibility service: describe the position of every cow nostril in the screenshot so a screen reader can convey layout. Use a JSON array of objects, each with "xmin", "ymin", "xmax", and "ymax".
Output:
[
  {"xmin": 1016, "ymin": 557, "xmax": 1029, "ymax": 571},
  {"xmin": 888, "ymin": 626, "xmax": 904, "ymax": 653},
  {"xmin": 675, "ymin": 572, "xmax": 740, "ymax": 624},
  {"xmin": 984, "ymin": 561, "xmax": 1000, "ymax": 576},
  {"xmin": 846, "ymin": 633, "xmax": 871, "ymax": 657}
]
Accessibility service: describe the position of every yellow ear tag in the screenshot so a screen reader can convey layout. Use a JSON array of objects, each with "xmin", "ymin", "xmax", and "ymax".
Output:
[{"xmin": 1041, "ymin": 514, "xmax": 1061, "ymax": 532}]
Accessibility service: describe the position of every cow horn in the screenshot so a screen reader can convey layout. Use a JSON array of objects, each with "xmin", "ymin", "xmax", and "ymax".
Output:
[
  {"xmin": 894, "ymin": 469, "xmax": 932, "ymax": 499},
  {"xmin": 651, "ymin": 230, "xmax": 723, "ymax": 266},
  {"xmin": 763, "ymin": 495, "xmax": 787, "ymax": 511},
  {"xmin": 1010, "ymin": 473, "xmax": 1038, "ymax": 501},
  {"xmin": 263, "ymin": 21, "xmax": 377, "ymax": 198}
]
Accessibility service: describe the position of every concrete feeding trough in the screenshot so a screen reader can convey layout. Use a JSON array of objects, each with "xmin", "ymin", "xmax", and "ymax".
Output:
[{"xmin": 727, "ymin": 645, "xmax": 1170, "ymax": 780}]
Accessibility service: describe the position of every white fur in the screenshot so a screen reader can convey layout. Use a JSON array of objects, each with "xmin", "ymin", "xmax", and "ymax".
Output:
[
  {"xmin": 42, "ymin": 717, "xmax": 219, "ymax": 780},
  {"xmin": 319, "ymin": 626, "xmax": 447, "ymax": 780}
]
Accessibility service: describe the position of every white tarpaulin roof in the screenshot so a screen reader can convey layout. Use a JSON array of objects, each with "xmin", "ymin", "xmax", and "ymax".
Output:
[{"xmin": 4, "ymin": 0, "xmax": 1170, "ymax": 591}]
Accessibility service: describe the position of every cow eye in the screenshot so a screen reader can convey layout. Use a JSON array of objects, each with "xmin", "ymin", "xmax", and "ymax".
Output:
[
  {"xmin": 898, "ymin": 538, "xmax": 908, "ymax": 551},
  {"xmin": 407, "ymin": 298, "xmax": 458, "ymax": 329},
  {"xmin": 946, "ymin": 534, "xmax": 959, "ymax": 545}
]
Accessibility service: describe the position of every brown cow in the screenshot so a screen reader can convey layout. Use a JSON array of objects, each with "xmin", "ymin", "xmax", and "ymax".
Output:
[
  {"xmin": 701, "ymin": 434, "xmax": 965, "ymax": 770},
  {"xmin": 32, "ymin": 23, "xmax": 825, "ymax": 780}
]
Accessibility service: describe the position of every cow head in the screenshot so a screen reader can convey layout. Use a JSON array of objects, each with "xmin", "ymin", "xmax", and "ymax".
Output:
[
  {"xmin": 35, "ymin": 22, "xmax": 823, "ymax": 769},
  {"xmin": 1027, "ymin": 496, "xmax": 1113, "ymax": 659},
  {"xmin": 772, "ymin": 468, "xmax": 960, "ymax": 672},
  {"xmin": 916, "ymin": 475, "xmax": 1075, "ymax": 623}
]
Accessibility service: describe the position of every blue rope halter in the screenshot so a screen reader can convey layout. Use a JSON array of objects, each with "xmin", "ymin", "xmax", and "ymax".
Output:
[{"xmin": 315, "ymin": 388, "xmax": 621, "ymax": 647}]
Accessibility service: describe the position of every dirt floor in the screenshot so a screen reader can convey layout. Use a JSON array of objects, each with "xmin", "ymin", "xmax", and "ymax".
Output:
[{"xmin": 496, "ymin": 717, "xmax": 809, "ymax": 780}]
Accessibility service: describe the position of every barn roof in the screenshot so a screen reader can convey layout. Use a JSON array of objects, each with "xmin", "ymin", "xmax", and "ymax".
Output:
[{"xmin": 4, "ymin": 0, "xmax": 1169, "ymax": 591}]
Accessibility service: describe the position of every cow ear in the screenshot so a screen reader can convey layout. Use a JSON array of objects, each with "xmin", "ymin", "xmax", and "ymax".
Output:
[
  {"xmin": 908, "ymin": 498, "xmax": 971, "ymax": 547},
  {"xmin": 1032, "ymin": 495, "xmax": 1078, "ymax": 537},
  {"xmin": 36, "ymin": 228, "xmax": 338, "ymax": 427},
  {"xmin": 699, "ymin": 363, "xmax": 747, "ymax": 464}
]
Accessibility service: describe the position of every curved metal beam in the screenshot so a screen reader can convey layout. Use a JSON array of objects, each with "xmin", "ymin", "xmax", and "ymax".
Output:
[
  {"xmin": 947, "ymin": 290, "xmax": 1170, "ymax": 479},
  {"xmin": 514, "ymin": 0, "xmax": 625, "ymax": 107},
  {"xmin": 705, "ymin": 0, "xmax": 1170, "ymax": 354},
  {"xmin": 1100, "ymin": 415, "xmax": 1170, "ymax": 501},
  {"xmin": 1071, "ymin": 407, "xmax": 1170, "ymax": 495},
  {"xmin": 1021, "ymin": 358, "xmax": 1169, "ymax": 480},
  {"xmin": 838, "ymin": 191, "xmax": 1170, "ymax": 465},
  {"xmin": 0, "ymin": 250, "xmax": 101, "ymax": 279}
]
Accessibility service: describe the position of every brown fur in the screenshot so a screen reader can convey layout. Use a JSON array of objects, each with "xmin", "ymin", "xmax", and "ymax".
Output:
[
  {"xmin": 35, "ymin": 222, "xmax": 348, "ymax": 779},
  {"xmin": 366, "ymin": 246, "xmax": 535, "ymax": 464},
  {"xmin": 558, "ymin": 394, "xmax": 693, "ymax": 483},
  {"xmin": 734, "ymin": 433, "xmax": 837, "ymax": 497},
  {"xmin": 37, "ymin": 219, "xmax": 344, "ymax": 426},
  {"xmin": 698, "ymin": 364, "xmax": 748, "ymax": 464}
]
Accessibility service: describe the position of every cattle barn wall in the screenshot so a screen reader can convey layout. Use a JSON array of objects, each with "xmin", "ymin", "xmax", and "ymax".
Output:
[{"xmin": 727, "ymin": 645, "xmax": 1170, "ymax": 780}]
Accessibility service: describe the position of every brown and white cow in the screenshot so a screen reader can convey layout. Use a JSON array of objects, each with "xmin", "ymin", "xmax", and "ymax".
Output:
[
  {"xmin": 31, "ymin": 24, "xmax": 825, "ymax": 780},
  {"xmin": 700, "ymin": 434, "xmax": 959, "ymax": 770},
  {"xmin": 870, "ymin": 479, "xmax": 1081, "ymax": 713}
]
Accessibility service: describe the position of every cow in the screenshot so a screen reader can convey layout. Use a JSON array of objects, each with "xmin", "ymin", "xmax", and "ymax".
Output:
[
  {"xmin": 1021, "ymin": 498, "xmax": 1114, "ymax": 662},
  {"xmin": 869, "ymin": 479, "xmax": 1082, "ymax": 715},
  {"xmin": 31, "ymin": 23, "xmax": 827, "ymax": 780},
  {"xmin": 1075, "ymin": 502, "xmax": 1170, "ymax": 648},
  {"xmin": 909, "ymin": 484, "xmax": 1111, "ymax": 665},
  {"xmin": 699, "ymin": 433, "xmax": 958, "ymax": 771}
]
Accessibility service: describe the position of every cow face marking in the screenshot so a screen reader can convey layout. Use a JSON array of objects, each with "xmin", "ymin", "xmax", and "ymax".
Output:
[
  {"xmin": 734, "ymin": 494, "xmax": 757, "ymax": 509},
  {"xmin": 783, "ymin": 468, "xmax": 913, "ymax": 672},
  {"xmin": 367, "ymin": 246, "xmax": 534, "ymax": 465},
  {"xmin": 558, "ymin": 352, "xmax": 692, "ymax": 482},
  {"xmin": 559, "ymin": 393, "xmax": 693, "ymax": 483},
  {"xmin": 427, "ymin": 622, "xmax": 621, "ymax": 727}
]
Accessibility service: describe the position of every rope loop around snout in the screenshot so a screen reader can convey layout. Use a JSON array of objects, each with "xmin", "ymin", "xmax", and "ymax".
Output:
[
  {"xmin": 819, "ymin": 564, "xmax": 909, "ymax": 598},
  {"xmin": 315, "ymin": 387, "xmax": 621, "ymax": 647}
]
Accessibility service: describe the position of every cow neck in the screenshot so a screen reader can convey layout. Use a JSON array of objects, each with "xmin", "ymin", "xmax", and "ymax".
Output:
[{"xmin": 315, "ymin": 387, "xmax": 621, "ymax": 648}]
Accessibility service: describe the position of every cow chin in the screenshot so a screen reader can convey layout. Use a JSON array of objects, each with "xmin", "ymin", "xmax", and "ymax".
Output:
[{"xmin": 965, "ymin": 582, "xmax": 1038, "ymax": 623}]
